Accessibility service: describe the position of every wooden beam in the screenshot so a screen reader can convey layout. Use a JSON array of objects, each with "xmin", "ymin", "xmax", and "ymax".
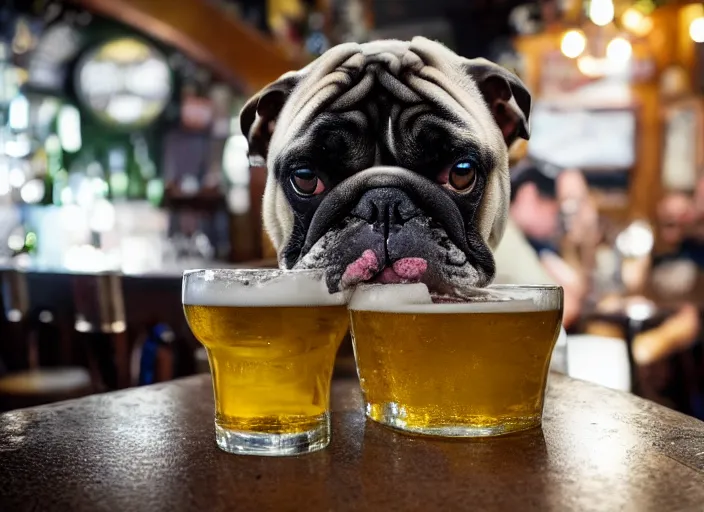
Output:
[{"xmin": 73, "ymin": 0, "xmax": 303, "ymax": 93}]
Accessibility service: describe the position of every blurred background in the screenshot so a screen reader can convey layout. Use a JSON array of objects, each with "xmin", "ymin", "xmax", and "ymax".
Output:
[{"xmin": 0, "ymin": 0, "xmax": 703, "ymax": 421}]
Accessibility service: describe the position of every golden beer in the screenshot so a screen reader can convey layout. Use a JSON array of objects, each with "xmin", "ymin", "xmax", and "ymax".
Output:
[
  {"xmin": 349, "ymin": 284, "xmax": 563, "ymax": 436},
  {"xmin": 182, "ymin": 269, "xmax": 349, "ymax": 455}
]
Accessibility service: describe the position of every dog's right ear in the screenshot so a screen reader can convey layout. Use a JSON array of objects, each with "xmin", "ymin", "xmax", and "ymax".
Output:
[
  {"xmin": 463, "ymin": 58, "xmax": 532, "ymax": 147},
  {"xmin": 240, "ymin": 72, "xmax": 301, "ymax": 163}
]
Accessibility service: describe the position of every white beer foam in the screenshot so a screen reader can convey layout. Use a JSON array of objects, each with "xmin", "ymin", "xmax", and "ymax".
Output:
[
  {"xmin": 349, "ymin": 283, "xmax": 554, "ymax": 313},
  {"xmin": 183, "ymin": 270, "xmax": 348, "ymax": 307}
]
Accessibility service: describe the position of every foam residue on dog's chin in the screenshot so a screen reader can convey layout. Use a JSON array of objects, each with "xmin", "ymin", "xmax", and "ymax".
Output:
[
  {"xmin": 183, "ymin": 270, "xmax": 349, "ymax": 307},
  {"xmin": 349, "ymin": 282, "xmax": 550, "ymax": 313}
]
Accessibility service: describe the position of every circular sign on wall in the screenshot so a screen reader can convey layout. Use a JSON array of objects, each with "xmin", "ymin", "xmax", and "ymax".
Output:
[{"xmin": 75, "ymin": 37, "xmax": 172, "ymax": 127}]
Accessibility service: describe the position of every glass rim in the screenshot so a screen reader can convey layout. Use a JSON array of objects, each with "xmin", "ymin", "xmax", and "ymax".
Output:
[
  {"xmin": 483, "ymin": 283, "xmax": 563, "ymax": 292},
  {"xmin": 348, "ymin": 282, "xmax": 563, "ymax": 313},
  {"xmin": 183, "ymin": 271, "xmax": 562, "ymax": 290},
  {"xmin": 350, "ymin": 282, "xmax": 563, "ymax": 293},
  {"xmin": 182, "ymin": 268, "xmax": 327, "ymax": 279},
  {"xmin": 182, "ymin": 267, "xmax": 346, "ymax": 307}
]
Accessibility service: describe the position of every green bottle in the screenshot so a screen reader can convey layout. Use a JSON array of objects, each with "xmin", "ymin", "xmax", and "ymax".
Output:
[
  {"xmin": 44, "ymin": 134, "xmax": 63, "ymax": 206},
  {"xmin": 127, "ymin": 139, "xmax": 146, "ymax": 200}
]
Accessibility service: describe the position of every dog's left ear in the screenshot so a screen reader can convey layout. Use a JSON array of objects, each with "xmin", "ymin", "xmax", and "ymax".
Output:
[
  {"xmin": 240, "ymin": 72, "xmax": 301, "ymax": 162},
  {"xmin": 465, "ymin": 58, "xmax": 532, "ymax": 146}
]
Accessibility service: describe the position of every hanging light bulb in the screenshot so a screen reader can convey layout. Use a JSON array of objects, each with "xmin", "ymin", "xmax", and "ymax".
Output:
[
  {"xmin": 589, "ymin": 0, "xmax": 614, "ymax": 27},
  {"xmin": 690, "ymin": 17, "xmax": 704, "ymax": 43},
  {"xmin": 606, "ymin": 37, "xmax": 632, "ymax": 64},
  {"xmin": 561, "ymin": 30, "xmax": 587, "ymax": 59}
]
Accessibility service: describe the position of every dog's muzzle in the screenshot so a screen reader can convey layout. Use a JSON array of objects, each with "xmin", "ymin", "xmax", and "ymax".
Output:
[
  {"xmin": 351, "ymin": 187, "xmax": 421, "ymax": 228},
  {"xmin": 287, "ymin": 166, "xmax": 495, "ymax": 294},
  {"xmin": 301, "ymin": 167, "xmax": 471, "ymax": 257}
]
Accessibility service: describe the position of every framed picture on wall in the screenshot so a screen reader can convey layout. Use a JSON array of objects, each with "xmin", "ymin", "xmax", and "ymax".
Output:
[{"xmin": 661, "ymin": 98, "xmax": 704, "ymax": 192}]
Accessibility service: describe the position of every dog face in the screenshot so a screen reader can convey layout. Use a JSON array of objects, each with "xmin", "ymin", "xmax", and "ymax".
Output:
[{"xmin": 241, "ymin": 37, "xmax": 531, "ymax": 293}]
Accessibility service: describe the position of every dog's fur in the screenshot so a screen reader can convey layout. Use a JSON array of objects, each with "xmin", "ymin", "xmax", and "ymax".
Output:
[{"xmin": 241, "ymin": 37, "xmax": 531, "ymax": 293}]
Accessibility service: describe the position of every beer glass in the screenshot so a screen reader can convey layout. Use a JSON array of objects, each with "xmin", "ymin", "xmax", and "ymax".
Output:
[
  {"xmin": 182, "ymin": 269, "xmax": 349, "ymax": 455},
  {"xmin": 349, "ymin": 283, "xmax": 563, "ymax": 437}
]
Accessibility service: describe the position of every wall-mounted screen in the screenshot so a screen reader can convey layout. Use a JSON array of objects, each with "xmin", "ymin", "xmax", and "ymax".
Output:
[{"xmin": 528, "ymin": 105, "xmax": 637, "ymax": 171}]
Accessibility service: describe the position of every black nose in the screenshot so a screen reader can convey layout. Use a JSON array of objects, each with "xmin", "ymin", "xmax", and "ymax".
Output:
[{"xmin": 351, "ymin": 187, "xmax": 421, "ymax": 226}]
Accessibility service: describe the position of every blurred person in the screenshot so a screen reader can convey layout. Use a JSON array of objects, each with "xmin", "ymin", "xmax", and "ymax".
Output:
[
  {"xmin": 682, "ymin": 177, "xmax": 704, "ymax": 267},
  {"xmin": 510, "ymin": 162, "xmax": 600, "ymax": 263},
  {"xmin": 494, "ymin": 218, "xmax": 585, "ymax": 329},
  {"xmin": 509, "ymin": 163, "xmax": 559, "ymax": 254},
  {"xmin": 655, "ymin": 192, "xmax": 694, "ymax": 251},
  {"xmin": 556, "ymin": 168, "xmax": 600, "ymax": 274},
  {"xmin": 694, "ymin": 176, "xmax": 704, "ymax": 218},
  {"xmin": 653, "ymin": 186, "xmax": 704, "ymax": 272},
  {"xmin": 496, "ymin": 160, "xmax": 599, "ymax": 328},
  {"xmin": 649, "ymin": 192, "xmax": 696, "ymax": 296}
]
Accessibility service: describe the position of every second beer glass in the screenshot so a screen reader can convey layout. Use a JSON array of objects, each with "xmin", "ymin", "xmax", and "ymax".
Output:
[
  {"xmin": 183, "ymin": 269, "xmax": 349, "ymax": 456},
  {"xmin": 348, "ymin": 283, "xmax": 563, "ymax": 437}
]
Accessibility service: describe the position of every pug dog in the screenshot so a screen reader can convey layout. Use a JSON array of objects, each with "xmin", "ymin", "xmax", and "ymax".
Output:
[{"xmin": 240, "ymin": 37, "xmax": 531, "ymax": 294}]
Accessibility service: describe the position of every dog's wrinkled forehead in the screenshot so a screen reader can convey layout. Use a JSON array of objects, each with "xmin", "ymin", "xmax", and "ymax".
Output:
[
  {"xmin": 268, "ymin": 37, "xmax": 497, "ymax": 163},
  {"xmin": 241, "ymin": 36, "xmax": 531, "ymax": 173}
]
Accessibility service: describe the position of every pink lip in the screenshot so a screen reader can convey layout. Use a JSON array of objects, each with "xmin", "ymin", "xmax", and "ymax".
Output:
[
  {"xmin": 341, "ymin": 251, "xmax": 427, "ymax": 286},
  {"xmin": 341, "ymin": 250, "xmax": 379, "ymax": 287}
]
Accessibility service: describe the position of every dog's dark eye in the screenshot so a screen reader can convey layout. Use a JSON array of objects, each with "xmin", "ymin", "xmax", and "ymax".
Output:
[
  {"xmin": 291, "ymin": 168, "xmax": 325, "ymax": 196},
  {"xmin": 448, "ymin": 160, "xmax": 476, "ymax": 192}
]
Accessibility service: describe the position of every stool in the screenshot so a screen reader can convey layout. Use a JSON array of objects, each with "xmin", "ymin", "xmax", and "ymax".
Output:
[
  {"xmin": 72, "ymin": 273, "xmax": 129, "ymax": 390},
  {"xmin": 0, "ymin": 270, "xmax": 95, "ymax": 410}
]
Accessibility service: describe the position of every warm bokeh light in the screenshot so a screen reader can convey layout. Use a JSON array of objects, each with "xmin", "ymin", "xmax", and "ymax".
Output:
[
  {"xmin": 97, "ymin": 38, "xmax": 150, "ymax": 63},
  {"xmin": 621, "ymin": 8, "xmax": 653, "ymax": 37},
  {"xmin": 616, "ymin": 221, "xmax": 654, "ymax": 258},
  {"xmin": 690, "ymin": 16, "xmax": 704, "ymax": 43},
  {"xmin": 589, "ymin": 0, "xmax": 614, "ymax": 27},
  {"xmin": 606, "ymin": 37, "xmax": 632, "ymax": 64},
  {"xmin": 577, "ymin": 55, "xmax": 600, "ymax": 77},
  {"xmin": 561, "ymin": 30, "xmax": 587, "ymax": 59}
]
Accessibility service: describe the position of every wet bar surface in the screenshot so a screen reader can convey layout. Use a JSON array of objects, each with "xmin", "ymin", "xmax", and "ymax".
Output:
[{"xmin": 1, "ymin": 374, "xmax": 703, "ymax": 511}]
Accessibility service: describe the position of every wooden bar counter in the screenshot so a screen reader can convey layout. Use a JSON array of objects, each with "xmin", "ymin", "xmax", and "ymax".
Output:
[{"xmin": 1, "ymin": 374, "xmax": 703, "ymax": 511}]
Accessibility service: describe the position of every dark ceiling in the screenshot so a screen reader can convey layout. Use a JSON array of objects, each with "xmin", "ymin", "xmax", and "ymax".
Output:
[{"xmin": 372, "ymin": 0, "xmax": 531, "ymax": 58}]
